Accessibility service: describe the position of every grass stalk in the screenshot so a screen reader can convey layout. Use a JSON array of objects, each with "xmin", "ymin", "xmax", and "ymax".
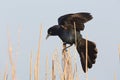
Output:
[
  {"xmin": 52, "ymin": 59, "xmax": 56, "ymax": 80},
  {"xmin": 4, "ymin": 25, "xmax": 119, "ymax": 80},
  {"xmin": 7, "ymin": 27, "xmax": 16, "ymax": 80},
  {"xmin": 74, "ymin": 22, "xmax": 77, "ymax": 47},
  {"xmin": 34, "ymin": 26, "xmax": 42, "ymax": 80},
  {"xmin": 86, "ymin": 35, "xmax": 88, "ymax": 80},
  {"xmin": 52, "ymin": 49, "xmax": 64, "ymax": 80},
  {"xmin": 30, "ymin": 51, "xmax": 33, "ymax": 80},
  {"xmin": 34, "ymin": 63, "xmax": 37, "ymax": 80},
  {"xmin": 45, "ymin": 55, "xmax": 48, "ymax": 80},
  {"xmin": 114, "ymin": 72, "xmax": 116, "ymax": 80},
  {"xmin": 4, "ymin": 64, "xmax": 8, "ymax": 80},
  {"xmin": 62, "ymin": 44, "xmax": 67, "ymax": 80},
  {"xmin": 118, "ymin": 44, "xmax": 120, "ymax": 62}
]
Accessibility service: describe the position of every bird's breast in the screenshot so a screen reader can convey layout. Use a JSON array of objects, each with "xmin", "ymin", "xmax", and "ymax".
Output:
[{"xmin": 58, "ymin": 29, "xmax": 75, "ymax": 44}]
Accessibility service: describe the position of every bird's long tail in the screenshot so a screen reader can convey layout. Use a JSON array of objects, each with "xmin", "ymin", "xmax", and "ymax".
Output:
[{"xmin": 76, "ymin": 38, "xmax": 98, "ymax": 72}]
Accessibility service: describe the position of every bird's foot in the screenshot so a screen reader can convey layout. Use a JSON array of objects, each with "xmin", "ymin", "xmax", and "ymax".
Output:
[
  {"xmin": 62, "ymin": 43, "xmax": 73, "ymax": 53},
  {"xmin": 62, "ymin": 48, "xmax": 67, "ymax": 53},
  {"xmin": 62, "ymin": 43, "xmax": 67, "ymax": 53}
]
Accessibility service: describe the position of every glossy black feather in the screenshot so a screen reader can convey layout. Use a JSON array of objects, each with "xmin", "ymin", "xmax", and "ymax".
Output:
[
  {"xmin": 58, "ymin": 12, "xmax": 93, "ymax": 31},
  {"xmin": 47, "ymin": 12, "xmax": 97, "ymax": 73},
  {"xmin": 77, "ymin": 39, "xmax": 97, "ymax": 72}
]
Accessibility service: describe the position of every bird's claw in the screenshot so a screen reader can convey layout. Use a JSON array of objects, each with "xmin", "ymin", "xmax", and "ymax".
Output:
[{"xmin": 62, "ymin": 48, "xmax": 67, "ymax": 53}]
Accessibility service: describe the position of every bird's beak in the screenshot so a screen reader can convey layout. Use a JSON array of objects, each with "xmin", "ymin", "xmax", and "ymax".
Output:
[{"xmin": 46, "ymin": 34, "xmax": 50, "ymax": 40}]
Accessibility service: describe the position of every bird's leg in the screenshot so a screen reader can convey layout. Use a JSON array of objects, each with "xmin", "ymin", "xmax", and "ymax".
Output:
[
  {"xmin": 65, "ymin": 44, "xmax": 73, "ymax": 50},
  {"xmin": 62, "ymin": 43, "xmax": 73, "ymax": 52},
  {"xmin": 62, "ymin": 43, "xmax": 67, "ymax": 53}
]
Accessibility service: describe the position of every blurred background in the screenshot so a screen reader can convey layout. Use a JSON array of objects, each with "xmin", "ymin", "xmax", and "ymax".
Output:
[{"xmin": 0, "ymin": 0, "xmax": 120, "ymax": 80}]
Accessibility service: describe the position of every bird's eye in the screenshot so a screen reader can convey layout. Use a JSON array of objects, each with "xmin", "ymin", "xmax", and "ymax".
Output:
[{"xmin": 49, "ymin": 31, "xmax": 52, "ymax": 34}]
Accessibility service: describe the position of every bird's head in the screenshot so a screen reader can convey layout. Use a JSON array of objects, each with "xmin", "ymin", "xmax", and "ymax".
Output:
[{"xmin": 46, "ymin": 25, "xmax": 60, "ymax": 39}]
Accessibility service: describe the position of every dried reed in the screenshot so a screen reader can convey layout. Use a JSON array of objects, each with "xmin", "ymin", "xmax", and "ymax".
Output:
[
  {"xmin": 74, "ymin": 22, "xmax": 77, "ymax": 47},
  {"xmin": 118, "ymin": 44, "xmax": 120, "ymax": 62},
  {"xmin": 114, "ymin": 72, "xmax": 116, "ymax": 80},
  {"xmin": 7, "ymin": 27, "xmax": 16, "ymax": 80},
  {"xmin": 45, "ymin": 55, "xmax": 49, "ymax": 80},
  {"xmin": 30, "ymin": 50, "xmax": 33, "ymax": 80},
  {"xmin": 4, "ymin": 64, "xmax": 8, "ymax": 80},
  {"xmin": 52, "ymin": 49, "xmax": 63, "ymax": 80},
  {"xmin": 86, "ymin": 35, "xmax": 88, "ymax": 80},
  {"xmin": 34, "ymin": 26, "xmax": 42, "ymax": 80},
  {"xmin": 52, "ymin": 59, "xmax": 56, "ymax": 80},
  {"xmin": 3, "ymin": 25, "xmax": 119, "ymax": 80}
]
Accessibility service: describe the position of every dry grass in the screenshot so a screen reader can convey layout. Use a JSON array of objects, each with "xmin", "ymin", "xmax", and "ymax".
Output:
[
  {"xmin": 7, "ymin": 27, "xmax": 16, "ymax": 80},
  {"xmin": 34, "ymin": 26, "xmax": 42, "ymax": 80},
  {"xmin": 114, "ymin": 72, "xmax": 116, "ymax": 80},
  {"xmin": 4, "ymin": 64, "xmax": 8, "ymax": 80},
  {"xmin": 85, "ymin": 35, "xmax": 88, "ymax": 80},
  {"xmin": 1, "ymin": 26, "xmax": 119, "ymax": 80},
  {"xmin": 45, "ymin": 55, "xmax": 49, "ymax": 80},
  {"xmin": 30, "ymin": 50, "xmax": 33, "ymax": 80}
]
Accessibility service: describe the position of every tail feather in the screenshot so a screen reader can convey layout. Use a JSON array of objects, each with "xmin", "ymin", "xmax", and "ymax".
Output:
[{"xmin": 76, "ymin": 38, "xmax": 98, "ymax": 72}]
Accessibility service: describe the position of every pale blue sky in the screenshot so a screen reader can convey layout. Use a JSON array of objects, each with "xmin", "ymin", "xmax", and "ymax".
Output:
[{"xmin": 0, "ymin": 0, "xmax": 120, "ymax": 80}]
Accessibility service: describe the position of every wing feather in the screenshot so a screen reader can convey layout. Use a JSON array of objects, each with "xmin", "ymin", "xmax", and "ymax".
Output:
[{"xmin": 58, "ymin": 12, "xmax": 93, "ymax": 31}]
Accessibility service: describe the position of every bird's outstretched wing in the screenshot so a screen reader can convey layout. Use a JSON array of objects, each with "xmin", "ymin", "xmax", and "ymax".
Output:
[{"xmin": 58, "ymin": 12, "xmax": 93, "ymax": 31}]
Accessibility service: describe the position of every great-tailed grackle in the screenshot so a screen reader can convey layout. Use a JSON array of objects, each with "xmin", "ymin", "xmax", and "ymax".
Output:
[{"xmin": 46, "ymin": 12, "xmax": 98, "ymax": 72}]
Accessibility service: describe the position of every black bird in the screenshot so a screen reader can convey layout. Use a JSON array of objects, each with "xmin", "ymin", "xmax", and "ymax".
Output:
[{"xmin": 46, "ymin": 12, "xmax": 98, "ymax": 72}]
